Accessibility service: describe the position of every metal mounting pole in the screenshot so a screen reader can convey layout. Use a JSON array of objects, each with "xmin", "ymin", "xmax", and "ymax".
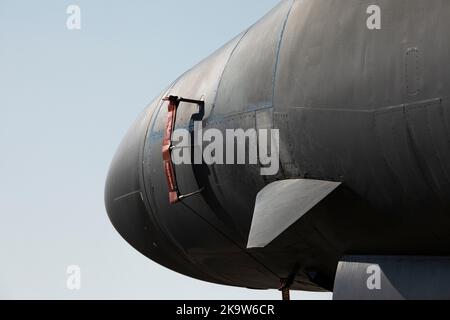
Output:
[{"xmin": 279, "ymin": 278, "xmax": 292, "ymax": 301}]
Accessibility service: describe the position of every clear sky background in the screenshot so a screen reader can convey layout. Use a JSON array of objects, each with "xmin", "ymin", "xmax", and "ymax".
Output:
[{"xmin": 0, "ymin": 0, "xmax": 332, "ymax": 300}]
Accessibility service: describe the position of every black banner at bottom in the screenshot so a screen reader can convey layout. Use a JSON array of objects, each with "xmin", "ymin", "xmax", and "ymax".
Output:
[{"xmin": 0, "ymin": 300, "xmax": 440, "ymax": 319}]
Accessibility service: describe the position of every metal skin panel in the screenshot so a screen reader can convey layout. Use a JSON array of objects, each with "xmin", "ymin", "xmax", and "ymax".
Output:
[
  {"xmin": 141, "ymin": 35, "xmax": 281, "ymax": 288},
  {"xmin": 212, "ymin": 0, "xmax": 293, "ymax": 116},
  {"xmin": 106, "ymin": 0, "xmax": 450, "ymax": 295}
]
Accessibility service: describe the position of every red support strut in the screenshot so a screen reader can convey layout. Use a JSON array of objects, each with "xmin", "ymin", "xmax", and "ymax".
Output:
[
  {"xmin": 162, "ymin": 96, "xmax": 180, "ymax": 204},
  {"xmin": 161, "ymin": 95, "xmax": 205, "ymax": 205}
]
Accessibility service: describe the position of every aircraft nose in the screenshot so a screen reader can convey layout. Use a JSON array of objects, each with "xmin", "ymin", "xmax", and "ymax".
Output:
[
  {"xmin": 104, "ymin": 111, "xmax": 154, "ymax": 257},
  {"xmin": 104, "ymin": 108, "xmax": 221, "ymax": 282}
]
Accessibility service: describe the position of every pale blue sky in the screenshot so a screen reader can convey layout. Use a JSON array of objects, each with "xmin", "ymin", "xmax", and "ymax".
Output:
[{"xmin": 0, "ymin": 0, "xmax": 332, "ymax": 300}]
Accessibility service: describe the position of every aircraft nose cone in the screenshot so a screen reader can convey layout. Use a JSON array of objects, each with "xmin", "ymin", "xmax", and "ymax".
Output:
[
  {"xmin": 104, "ymin": 112, "xmax": 154, "ymax": 257},
  {"xmin": 104, "ymin": 108, "xmax": 221, "ymax": 283}
]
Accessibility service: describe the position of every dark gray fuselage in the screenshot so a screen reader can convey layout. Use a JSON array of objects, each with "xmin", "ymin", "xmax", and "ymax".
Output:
[{"xmin": 105, "ymin": 0, "xmax": 450, "ymax": 292}]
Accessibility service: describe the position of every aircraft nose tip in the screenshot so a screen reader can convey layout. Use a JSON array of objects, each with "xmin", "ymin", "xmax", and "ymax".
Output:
[
  {"xmin": 104, "ymin": 106, "xmax": 224, "ymax": 284},
  {"xmin": 104, "ymin": 113, "xmax": 154, "ymax": 256}
]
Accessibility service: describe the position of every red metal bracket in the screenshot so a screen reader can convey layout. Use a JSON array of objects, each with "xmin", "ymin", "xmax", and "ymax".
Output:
[
  {"xmin": 162, "ymin": 95, "xmax": 205, "ymax": 204},
  {"xmin": 279, "ymin": 277, "xmax": 294, "ymax": 301}
]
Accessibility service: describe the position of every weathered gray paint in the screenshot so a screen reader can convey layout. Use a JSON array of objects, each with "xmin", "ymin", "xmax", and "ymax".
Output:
[{"xmin": 105, "ymin": 0, "xmax": 450, "ymax": 295}]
